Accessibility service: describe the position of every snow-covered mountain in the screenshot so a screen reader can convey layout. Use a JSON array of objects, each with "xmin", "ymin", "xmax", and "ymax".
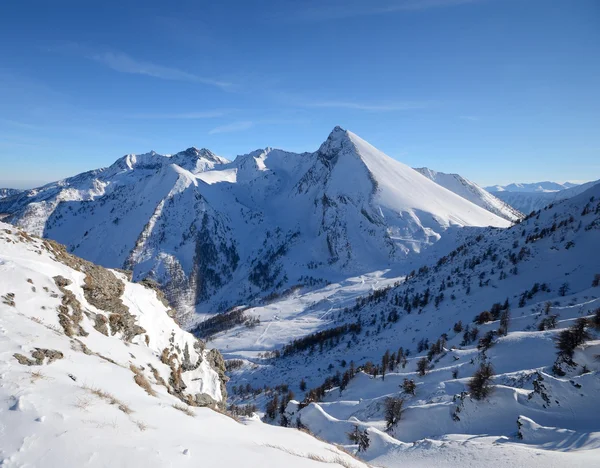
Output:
[
  {"xmin": 216, "ymin": 182, "xmax": 600, "ymax": 466},
  {"xmin": 486, "ymin": 181, "xmax": 579, "ymax": 193},
  {"xmin": 0, "ymin": 127, "xmax": 510, "ymax": 323},
  {"xmin": 414, "ymin": 167, "xmax": 523, "ymax": 222},
  {"xmin": 0, "ymin": 223, "xmax": 366, "ymax": 467},
  {"xmin": 493, "ymin": 179, "xmax": 600, "ymax": 214},
  {"xmin": 0, "ymin": 188, "xmax": 20, "ymax": 199}
]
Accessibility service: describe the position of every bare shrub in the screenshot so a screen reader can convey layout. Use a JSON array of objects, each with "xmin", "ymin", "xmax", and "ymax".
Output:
[{"xmin": 172, "ymin": 403, "xmax": 195, "ymax": 417}]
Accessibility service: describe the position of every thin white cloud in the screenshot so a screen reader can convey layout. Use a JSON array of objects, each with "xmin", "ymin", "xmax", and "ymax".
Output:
[
  {"xmin": 293, "ymin": 0, "xmax": 483, "ymax": 21},
  {"xmin": 126, "ymin": 110, "xmax": 233, "ymax": 120},
  {"xmin": 46, "ymin": 43, "xmax": 232, "ymax": 90},
  {"xmin": 208, "ymin": 118, "xmax": 310, "ymax": 135},
  {"xmin": 90, "ymin": 51, "xmax": 232, "ymax": 89},
  {"xmin": 303, "ymin": 100, "xmax": 432, "ymax": 112},
  {"xmin": 208, "ymin": 121, "xmax": 255, "ymax": 134}
]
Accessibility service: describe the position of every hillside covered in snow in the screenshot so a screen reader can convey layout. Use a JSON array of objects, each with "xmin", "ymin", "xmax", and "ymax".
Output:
[
  {"xmin": 0, "ymin": 222, "xmax": 366, "ymax": 467},
  {"xmin": 0, "ymin": 188, "xmax": 20, "ymax": 199},
  {"xmin": 214, "ymin": 182, "xmax": 600, "ymax": 467},
  {"xmin": 0, "ymin": 127, "xmax": 510, "ymax": 324},
  {"xmin": 414, "ymin": 167, "xmax": 523, "ymax": 222}
]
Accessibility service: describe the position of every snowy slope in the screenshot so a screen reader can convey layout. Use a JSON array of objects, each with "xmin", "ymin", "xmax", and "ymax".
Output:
[
  {"xmin": 0, "ymin": 127, "xmax": 509, "ymax": 323},
  {"xmin": 415, "ymin": 167, "xmax": 522, "ymax": 222},
  {"xmin": 0, "ymin": 223, "xmax": 366, "ymax": 468},
  {"xmin": 218, "ymin": 183, "xmax": 600, "ymax": 467},
  {"xmin": 494, "ymin": 179, "xmax": 600, "ymax": 214},
  {"xmin": 486, "ymin": 181, "xmax": 579, "ymax": 193},
  {"xmin": 0, "ymin": 188, "xmax": 20, "ymax": 199}
]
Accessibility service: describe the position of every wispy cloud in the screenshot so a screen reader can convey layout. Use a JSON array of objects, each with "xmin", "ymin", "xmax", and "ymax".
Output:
[
  {"xmin": 291, "ymin": 0, "xmax": 483, "ymax": 21},
  {"xmin": 302, "ymin": 100, "xmax": 433, "ymax": 112},
  {"xmin": 126, "ymin": 110, "xmax": 233, "ymax": 120},
  {"xmin": 208, "ymin": 118, "xmax": 310, "ymax": 135},
  {"xmin": 47, "ymin": 43, "xmax": 232, "ymax": 90},
  {"xmin": 208, "ymin": 121, "xmax": 255, "ymax": 134},
  {"xmin": 90, "ymin": 51, "xmax": 232, "ymax": 89}
]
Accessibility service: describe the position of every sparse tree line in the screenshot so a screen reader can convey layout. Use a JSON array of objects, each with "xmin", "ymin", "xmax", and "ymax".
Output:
[
  {"xmin": 518, "ymin": 282, "xmax": 552, "ymax": 307},
  {"xmin": 281, "ymin": 321, "xmax": 362, "ymax": 357},
  {"xmin": 191, "ymin": 307, "xmax": 260, "ymax": 339}
]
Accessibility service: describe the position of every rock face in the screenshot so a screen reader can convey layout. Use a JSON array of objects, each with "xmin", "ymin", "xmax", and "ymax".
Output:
[
  {"xmin": 0, "ymin": 223, "xmax": 227, "ymax": 408},
  {"xmin": 0, "ymin": 127, "xmax": 509, "ymax": 324}
]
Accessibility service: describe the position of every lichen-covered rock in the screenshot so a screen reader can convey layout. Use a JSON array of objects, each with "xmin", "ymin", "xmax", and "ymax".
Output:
[
  {"xmin": 14, "ymin": 348, "xmax": 64, "ymax": 366},
  {"xmin": 54, "ymin": 276, "xmax": 87, "ymax": 337},
  {"xmin": 207, "ymin": 348, "xmax": 229, "ymax": 404}
]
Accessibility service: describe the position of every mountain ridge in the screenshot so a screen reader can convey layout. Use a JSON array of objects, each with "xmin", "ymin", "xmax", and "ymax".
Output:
[
  {"xmin": 414, "ymin": 167, "xmax": 523, "ymax": 222},
  {"xmin": 0, "ymin": 127, "xmax": 510, "ymax": 323}
]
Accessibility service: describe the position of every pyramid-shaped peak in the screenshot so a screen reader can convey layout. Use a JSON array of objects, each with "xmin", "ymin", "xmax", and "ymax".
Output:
[
  {"xmin": 317, "ymin": 126, "xmax": 357, "ymax": 159},
  {"xmin": 327, "ymin": 125, "xmax": 350, "ymax": 141}
]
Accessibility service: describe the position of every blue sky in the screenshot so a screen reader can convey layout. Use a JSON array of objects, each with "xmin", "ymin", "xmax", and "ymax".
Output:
[{"xmin": 0, "ymin": 0, "xmax": 598, "ymax": 188}]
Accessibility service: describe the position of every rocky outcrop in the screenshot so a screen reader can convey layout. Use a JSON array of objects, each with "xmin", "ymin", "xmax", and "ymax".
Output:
[
  {"xmin": 14, "ymin": 348, "xmax": 64, "ymax": 366},
  {"xmin": 6, "ymin": 225, "xmax": 228, "ymax": 408}
]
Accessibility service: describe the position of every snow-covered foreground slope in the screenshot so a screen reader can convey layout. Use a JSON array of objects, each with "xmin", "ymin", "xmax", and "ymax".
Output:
[
  {"xmin": 0, "ymin": 223, "xmax": 366, "ymax": 467},
  {"xmin": 493, "ymin": 179, "xmax": 600, "ymax": 214},
  {"xmin": 415, "ymin": 167, "xmax": 522, "ymax": 222},
  {"xmin": 217, "ymin": 184, "xmax": 600, "ymax": 467},
  {"xmin": 0, "ymin": 128, "xmax": 509, "ymax": 323}
]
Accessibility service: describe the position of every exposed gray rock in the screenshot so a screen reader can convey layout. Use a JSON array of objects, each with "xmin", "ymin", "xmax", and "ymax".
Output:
[{"xmin": 14, "ymin": 348, "xmax": 64, "ymax": 366}]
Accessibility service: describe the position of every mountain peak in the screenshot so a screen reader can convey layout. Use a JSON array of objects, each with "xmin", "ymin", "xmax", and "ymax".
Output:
[
  {"xmin": 178, "ymin": 147, "xmax": 216, "ymax": 159},
  {"xmin": 317, "ymin": 126, "xmax": 355, "ymax": 162}
]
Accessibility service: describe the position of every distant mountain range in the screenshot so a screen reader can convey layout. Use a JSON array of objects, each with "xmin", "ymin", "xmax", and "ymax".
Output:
[
  {"xmin": 0, "ymin": 127, "xmax": 509, "ymax": 323},
  {"xmin": 490, "ymin": 180, "xmax": 599, "ymax": 214},
  {"xmin": 485, "ymin": 181, "xmax": 580, "ymax": 193}
]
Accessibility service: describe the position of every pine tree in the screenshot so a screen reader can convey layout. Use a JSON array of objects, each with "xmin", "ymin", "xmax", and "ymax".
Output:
[
  {"xmin": 384, "ymin": 397, "xmax": 404, "ymax": 430},
  {"xmin": 381, "ymin": 350, "xmax": 390, "ymax": 381},
  {"xmin": 416, "ymin": 357, "xmax": 429, "ymax": 376},
  {"xmin": 468, "ymin": 363, "xmax": 494, "ymax": 400},
  {"xmin": 499, "ymin": 308, "xmax": 511, "ymax": 336},
  {"xmin": 299, "ymin": 378, "xmax": 307, "ymax": 392}
]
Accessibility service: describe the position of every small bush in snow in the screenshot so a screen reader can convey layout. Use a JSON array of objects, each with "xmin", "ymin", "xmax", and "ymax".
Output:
[
  {"xmin": 474, "ymin": 311, "xmax": 493, "ymax": 325},
  {"xmin": 402, "ymin": 378, "xmax": 416, "ymax": 396},
  {"xmin": 347, "ymin": 425, "xmax": 370, "ymax": 452}
]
